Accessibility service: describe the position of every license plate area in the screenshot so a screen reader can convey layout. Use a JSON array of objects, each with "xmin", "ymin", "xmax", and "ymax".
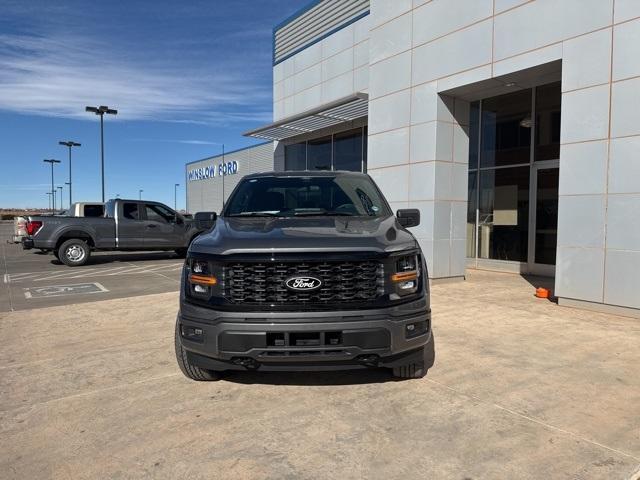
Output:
[{"xmin": 267, "ymin": 331, "xmax": 343, "ymax": 347}]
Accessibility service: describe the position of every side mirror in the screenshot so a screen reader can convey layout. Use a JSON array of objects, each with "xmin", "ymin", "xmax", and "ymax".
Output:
[
  {"xmin": 194, "ymin": 211, "xmax": 217, "ymax": 230},
  {"xmin": 396, "ymin": 208, "xmax": 420, "ymax": 228},
  {"xmin": 174, "ymin": 214, "xmax": 184, "ymax": 225}
]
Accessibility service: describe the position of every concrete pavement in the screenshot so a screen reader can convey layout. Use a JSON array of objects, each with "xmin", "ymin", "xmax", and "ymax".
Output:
[{"xmin": 1, "ymin": 270, "xmax": 639, "ymax": 479}]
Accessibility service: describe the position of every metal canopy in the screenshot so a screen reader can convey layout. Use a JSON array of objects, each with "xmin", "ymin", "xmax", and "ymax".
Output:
[{"xmin": 243, "ymin": 93, "xmax": 368, "ymax": 141}]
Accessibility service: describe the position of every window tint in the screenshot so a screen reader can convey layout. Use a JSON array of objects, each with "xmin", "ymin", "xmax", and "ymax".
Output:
[
  {"xmin": 535, "ymin": 82, "xmax": 561, "ymax": 161},
  {"xmin": 145, "ymin": 204, "xmax": 174, "ymax": 223},
  {"xmin": 481, "ymin": 89, "xmax": 532, "ymax": 168},
  {"xmin": 307, "ymin": 136, "xmax": 332, "ymax": 171},
  {"xmin": 333, "ymin": 128, "xmax": 362, "ymax": 172},
  {"xmin": 225, "ymin": 176, "xmax": 390, "ymax": 217},
  {"xmin": 122, "ymin": 203, "xmax": 139, "ymax": 220},
  {"xmin": 284, "ymin": 143, "xmax": 306, "ymax": 170},
  {"xmin": 84, "ymin": 205, "xmax": 104, "ymax": 217}
]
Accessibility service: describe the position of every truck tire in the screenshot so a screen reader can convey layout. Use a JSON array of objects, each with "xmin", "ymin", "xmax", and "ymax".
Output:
[
  {"xmin": 174, "ymin": 320, "xmax": 220, "ymax": 381},
  {"xmin": 392, "ymin": 335, "xmax": 435, "ymax": 379},
  {"xmin": 58, "ymin": 239, "xmax": 91, "ymax": 267}
]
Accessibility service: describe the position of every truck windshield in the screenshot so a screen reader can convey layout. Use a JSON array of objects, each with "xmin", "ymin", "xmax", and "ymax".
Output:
[{"xmin": 224, "ymin": 175, "xmax": 391, "ymax": 218}]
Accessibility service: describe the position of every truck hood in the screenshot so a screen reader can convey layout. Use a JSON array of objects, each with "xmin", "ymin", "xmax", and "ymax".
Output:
[{"xmin": 190, "ymin": 215, "xmax": 418, "ymax": 256}]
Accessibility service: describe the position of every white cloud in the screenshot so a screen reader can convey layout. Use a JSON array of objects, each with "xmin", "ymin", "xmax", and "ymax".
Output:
[{"xmin": 0, "ymin": 32, "xmax": 272, "ymax": 122}]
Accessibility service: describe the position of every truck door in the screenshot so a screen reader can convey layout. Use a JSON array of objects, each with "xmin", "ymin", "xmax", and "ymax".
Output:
[
  {"xmin": 117, "ymin": 202, "xmax": 145, "ymax": 249},
  {"xmin": 142, "ymin": 203, "xmax": 184, "ymax": 248}
]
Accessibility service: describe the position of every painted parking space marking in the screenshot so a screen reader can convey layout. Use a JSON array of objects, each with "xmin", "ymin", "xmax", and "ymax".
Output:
[
  {"xmin": 23, "ymin": 282, "xmax": 109, "ymax": 299},
  {"xmin": 5, "ymin": 262, "xmax": 183, "ymax": 284}
]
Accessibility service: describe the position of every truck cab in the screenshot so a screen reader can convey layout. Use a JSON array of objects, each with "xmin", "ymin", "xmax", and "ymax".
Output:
[{"xmin": 175, "ymin": 171, "xmax": 433, "ymax": 380}]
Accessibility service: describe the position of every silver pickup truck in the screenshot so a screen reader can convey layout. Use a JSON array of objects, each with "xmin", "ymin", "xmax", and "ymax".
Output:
[{"xmin": 22, "ymin": 198, "xmax": 215, "ymax": 266}]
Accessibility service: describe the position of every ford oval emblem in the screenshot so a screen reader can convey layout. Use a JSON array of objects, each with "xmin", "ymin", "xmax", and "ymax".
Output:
[{"xmin": 285, "ymin": 276, "xmax": 322, "ymax": 291}]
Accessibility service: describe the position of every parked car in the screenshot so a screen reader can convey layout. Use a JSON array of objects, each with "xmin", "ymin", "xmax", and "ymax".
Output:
[
  {"xmin": 175, "ymin": 171, "xmax": 433, "ymax": 380},
  {"xmin": 22, "ymin": 199, "xmax": 216, "ymax": 266}
]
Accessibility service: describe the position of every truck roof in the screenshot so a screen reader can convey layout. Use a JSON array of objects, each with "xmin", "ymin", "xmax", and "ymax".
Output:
[{"xmin": 244, "ymin": 170, "xmax": 368, "ymax": 179}]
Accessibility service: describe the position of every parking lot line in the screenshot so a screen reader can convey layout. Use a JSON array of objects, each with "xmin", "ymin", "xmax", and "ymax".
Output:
[{"xmin": 4, "ymin": 262, "xmax": 183, "ymax": 284}]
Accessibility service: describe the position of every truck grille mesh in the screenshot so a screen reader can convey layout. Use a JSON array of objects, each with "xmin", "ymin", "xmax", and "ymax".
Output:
[{"xmin": 224, "ymin": 260, "xmax": 383, "ymax": 305}]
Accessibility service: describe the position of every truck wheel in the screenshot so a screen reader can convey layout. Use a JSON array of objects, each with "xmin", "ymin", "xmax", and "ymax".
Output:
[
  {"xmin": 174, "ymin": 320, "xmax": 220, "ymax": 381},
  {"xmin": 392, "ymin": 335, "xmax": 435, "ymax": 379},
  {"xmin": 58, "ymin": 239, "xmax": 91, "ymax": 267}
]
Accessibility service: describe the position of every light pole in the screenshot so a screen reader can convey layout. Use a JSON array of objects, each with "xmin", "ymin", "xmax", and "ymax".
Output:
[
  {"xmin": 85, "ymin": 105, "xmax": 117, "ymax": 202},
  {"xmin": 59, "ymin": 141, "xmax": 81, "ymax": 206},
  {"xmin": 57, "ymin": 186, "xmax": 64, "ymax": 210},
  {"xmin": 139, "ymin": 189, "xmax": 143, "ymax": 200},
  {"xmin": 46, "ymin": 192, "xmax": 52, "ymax": 211},
  {"xmin": 174, "ymin": 183, "xmax": 179, "ymax": 210},
  {"xmin": 43, "ymin": 159, "xmax": 61, "ymax": 213}
]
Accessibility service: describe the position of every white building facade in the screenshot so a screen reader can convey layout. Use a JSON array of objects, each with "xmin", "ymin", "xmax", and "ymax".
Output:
[{"xmin": 241, "ymin": 0, "xmax": 640, "ymax": 317}]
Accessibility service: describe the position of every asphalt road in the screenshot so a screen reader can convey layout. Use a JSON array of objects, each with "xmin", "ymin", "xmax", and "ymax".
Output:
[{"xmin": 0, "ymin": 222, "xmax": 182, "ymax": 312}]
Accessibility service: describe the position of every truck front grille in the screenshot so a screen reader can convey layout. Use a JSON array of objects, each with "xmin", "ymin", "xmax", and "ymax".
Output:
[{"xmin": 224, "ymin": 260, "xmax": 383, "ymax": 305}]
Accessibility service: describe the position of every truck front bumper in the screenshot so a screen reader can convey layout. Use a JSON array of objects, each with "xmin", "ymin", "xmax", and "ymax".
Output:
[{"xmin": 178, "ymin": 297, "xmax": 431, "ymax": 372}]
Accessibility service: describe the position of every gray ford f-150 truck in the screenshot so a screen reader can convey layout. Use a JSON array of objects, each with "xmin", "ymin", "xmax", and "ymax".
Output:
[
  {"xmin": 22, "ymin": 199, "xmax": 215, "ymax": 266},
  {"xmin": 175, "ymin": 171, "xmax": 434, "ymax": 379}
]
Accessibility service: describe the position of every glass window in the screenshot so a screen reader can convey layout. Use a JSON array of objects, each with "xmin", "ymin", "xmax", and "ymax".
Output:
[
  {"xmin": 224, "ymin": 175, "xmax": 391, "ymax": 217},
  {"xmin": 145, "ymin": 204, "xmax": 174, "ymax": 223},
  {"xmin": 284, "ymin": 143, "xmax": 306, "ymax": 170},
  {"xmin": 333, "ymin": 128, "xmax": 363, "ymax": 172},
  {"xmin": 307, "ymin": 136, "xmax": 332, "ymax": 171},
  {"xmin": 466, "ymin": 171, "xmax": 477, "ymax": 258},
  {"xmin": 468, "ymin": 101, "xmax": 480, "ymax": 169},
  {"xmin": 480, "ymin": 89, "xmax": 532, "ymax": 168},
  {"xmin": 122, "ymin": 203, "xmax": 139, "ymax": 220},
  {"xmin": 535, "ymin": 82, "xmax": 561, "ymax": 161},
  {"xmin": 84, "ymin": 205, "xmax": 104, "ymax": 217},
  {"xmin": 478, "ymin": 166, "xmax": 530, "ymax": 262},
  {"xmin": 534, "ymin": 168, "xmax": 559, "ymax": 264}
]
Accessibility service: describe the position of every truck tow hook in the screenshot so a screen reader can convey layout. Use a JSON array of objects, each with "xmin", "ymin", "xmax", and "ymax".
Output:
[
  {"xmin": 356, "ymin": 354, "xmax": 380, "ymax": 367},
  {"xmin": 232, "ymin": 357, "xmax": 260, "ymax": 370}
]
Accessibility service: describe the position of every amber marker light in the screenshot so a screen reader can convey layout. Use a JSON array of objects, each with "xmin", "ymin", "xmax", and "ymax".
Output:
[
  {"xmin": 189, "ymin": 274, "xmax": 218, "ymax": 286},
  {"xmin": 391, "ymin": 271, "xmax": 418, "ymax": 282}
]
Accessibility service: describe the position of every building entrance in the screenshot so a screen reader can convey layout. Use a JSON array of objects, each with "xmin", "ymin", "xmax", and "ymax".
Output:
[{"xmin": 467, "ymin": 82, "xmax": 561, "ymax": 276}]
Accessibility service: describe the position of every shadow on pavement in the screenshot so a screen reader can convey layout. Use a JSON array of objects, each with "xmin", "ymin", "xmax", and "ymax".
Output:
[{"xmin": 49, "ymin": 251, "xmax": 183, "ymax": 266}]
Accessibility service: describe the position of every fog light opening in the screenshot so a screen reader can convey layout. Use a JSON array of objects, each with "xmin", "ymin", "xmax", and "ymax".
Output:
[{"xmin": 405, "ymin": 321, "xmax": 427, "ymax": 339}]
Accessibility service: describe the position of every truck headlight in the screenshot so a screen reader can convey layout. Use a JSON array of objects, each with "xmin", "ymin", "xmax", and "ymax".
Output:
[
  {"xmin": 186, "ymin": 259, "xmax": 219, "ymax": 297},
  {"xmin": 391, "ymin": 254, "xmax": 420, "ymax": 296}
]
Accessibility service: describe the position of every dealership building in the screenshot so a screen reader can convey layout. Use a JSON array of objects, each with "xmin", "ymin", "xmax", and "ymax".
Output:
[{"xmin": 186, "ymin": 0, "xmax": 640, "ymax": 317}]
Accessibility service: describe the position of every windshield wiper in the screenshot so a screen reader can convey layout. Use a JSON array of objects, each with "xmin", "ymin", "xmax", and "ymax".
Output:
[
  {"xmin": 293, "ymin": 211, "xmax": 356, "ymax": 217},
  {"xmin": 227, "ymin": 212, "xmax": 279, "ymax": 217}
]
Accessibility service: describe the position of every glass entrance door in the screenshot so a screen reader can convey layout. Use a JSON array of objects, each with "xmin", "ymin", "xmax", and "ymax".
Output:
[{"xmin": 528, "ymin": 161, "xmax": 559, "ymax": 275}]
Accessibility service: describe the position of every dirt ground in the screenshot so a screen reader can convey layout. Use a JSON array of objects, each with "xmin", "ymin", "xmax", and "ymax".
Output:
[{"xmin": 1, "ymin": 270, "xmax": 639, "ymax": 479}]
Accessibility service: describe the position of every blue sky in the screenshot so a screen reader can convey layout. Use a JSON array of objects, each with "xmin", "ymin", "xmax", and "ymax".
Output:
[{"xmin": 0, "ymin": 0, "xmax": 308, "ymax": 210}]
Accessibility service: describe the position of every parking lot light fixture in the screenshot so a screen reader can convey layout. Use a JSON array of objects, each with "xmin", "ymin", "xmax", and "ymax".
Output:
[
  {"xmin": 58, "ymin": 141, "xmax": 81, "ymax": 206},
  {"xmin": 43, "ymin": 159, "xmax": 61, "ymax": 213},
  {"xmin": 85, "ymin": 105, "xmax": 118, "ymax": 202}
]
